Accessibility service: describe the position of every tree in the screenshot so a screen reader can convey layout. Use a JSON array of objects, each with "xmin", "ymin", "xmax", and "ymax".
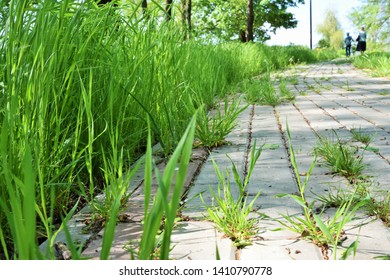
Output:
[
  {"xmin": 246, "ymin": 0, "xmax": 254, "ymax": 42},
  {"xmin": 192, "ymin": 0, "xmax": 304, "ymax": 43},
  {"xmin": 317, "ymin": 39, "xmax": 330, "ymax": 49},
  {"xmin": 181, "ymin": 0, "xmax": 192, "ymax": 38},
  {"xmin": 317, "ymin": 9, "xmax": 343, "ymax": 49},
  {"xmin": 350, "ymin": 0, "xmax": 390, "ymax": 49}
]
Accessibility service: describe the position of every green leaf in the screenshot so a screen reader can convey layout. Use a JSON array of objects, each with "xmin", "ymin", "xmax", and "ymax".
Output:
[
  {"xmin": 264, "ymin": 143, "xmax": 279, "ymax": 150},
  {"xmin": 287, "ymin": 194, "xmax": 309, "ymax": 209},
  {"xmin": 364, "ymin": 146, "xmax": 379, "ymax": 153},
  {"xmin": 340, "ymin": 240, "xmax": 359, "ymax": 260},
  {"xmin": 313, "ymin": 214, "xmax": 333, "ymax": 241}
]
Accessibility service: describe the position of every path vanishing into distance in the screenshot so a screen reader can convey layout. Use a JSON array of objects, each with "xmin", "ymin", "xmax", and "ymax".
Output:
[{"xmin": 45, "ymin": 60, "xmax": 390, "ymax": 260}]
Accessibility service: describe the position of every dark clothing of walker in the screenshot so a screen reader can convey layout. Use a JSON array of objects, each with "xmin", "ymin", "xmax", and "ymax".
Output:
[
  {"xmin": 356, "ymin": 28, "xmax": 367, "ymax": 53},
  {"xmin": 356, "ymin": 40, "xmax": 366, "ymax": 52},
  {"xmin": 344, "ymin": 34, "xmax": 353, "ymax": 57}
]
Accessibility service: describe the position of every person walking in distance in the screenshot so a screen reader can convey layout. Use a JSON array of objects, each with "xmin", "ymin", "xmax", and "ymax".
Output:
[
  {"xmin": 344, "ymin": 32, "xmax": 353, "ymax": 57},
  {"xmin": 356, "ymin": 27, "xmax": 367, "ymax": 54}
]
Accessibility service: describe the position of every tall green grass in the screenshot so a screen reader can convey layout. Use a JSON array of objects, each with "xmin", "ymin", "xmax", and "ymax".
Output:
[
  {"xmin": 352, "ymin": 52, "xmax": 390, "ymax": 77},
  {"xmin": 0, "ymin": 1, "xmax": 340, "ymax": 259}
]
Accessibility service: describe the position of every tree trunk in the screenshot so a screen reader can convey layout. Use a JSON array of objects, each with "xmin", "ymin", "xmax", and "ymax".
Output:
[
  {"xmin": 187, "ymin": 0, "xmax": 192, "ymax": 34},
  {"xmin": 181, "ymin": 0, "xmax": 187, "ymax": 27},
  {"xmin": 166, "ymin": 0, "xmax": 173, "ymax": 21},
  {"xmin": 239, "ymin": 30, "xmax": 247, "ymax": 42},
  {"xmin": 181, "ymin": 0, "xmax": 192, "ymax": 39},
  {"xmin": 246, "ymin": 0, "xmax": 254, "ymax": 42}
]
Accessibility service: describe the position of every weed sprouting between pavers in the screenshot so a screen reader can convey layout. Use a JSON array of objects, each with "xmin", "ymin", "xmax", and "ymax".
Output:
[
  {"xmin": 194, "ymin": 96, "xmax": 248, "ymax": 148},
  {"xmin": 316, "ymin": 181, "xmax": 390, "ymax": 228},
  {"xmin": 350, "ymin": 127, "xmax": 374, "ymax": 145},
  {"xmin": 242, "ymin": 72, "xmax": 296, "ymax": 106},
  {"xmin": 136, "ymin": 116, "xmax": 197, "ymax": 260},
  {"xmin": 314, "ymin": 131, "xmax": 366, "ymax": 182},
  {"xmin": 201, "ymin": 141, "xmax": 263, "ymax": 248},
  {"xmin": 278, "ymin": 79, "xmax": 295, "ymax": 102},
  {"xmin": 344, "ymin": 79, "xmax": 354, "ymax": 91},
  {"xmin": 276, "ymin": 125, "xmax": 367, "ymax": 260}
]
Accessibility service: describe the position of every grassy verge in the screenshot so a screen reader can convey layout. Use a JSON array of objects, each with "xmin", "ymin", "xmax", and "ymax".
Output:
[{"xmin": 352, "ymin": 52, "xmax": 390, "ymax": 77}]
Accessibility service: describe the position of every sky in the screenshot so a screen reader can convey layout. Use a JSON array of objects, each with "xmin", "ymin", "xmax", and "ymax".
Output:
[{"xmin": 267, "ymin": 0, "xmax": 362, "ymax": 47}]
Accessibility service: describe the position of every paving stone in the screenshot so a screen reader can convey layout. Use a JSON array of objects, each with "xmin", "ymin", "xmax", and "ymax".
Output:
[
  {"xmin": 320, "ymin": 211, "xmax": 390, "ymax": 260},
  {"xmin": 82, "ymin": 222, "xmax": 143, "ymax": 260},
  {"xmin": 240, "ymin": 239, "xmax": 323, "ymax": 260},
  {"xmin": 170, "ymin": 221, "xmax": 235, "ymax": 260}
]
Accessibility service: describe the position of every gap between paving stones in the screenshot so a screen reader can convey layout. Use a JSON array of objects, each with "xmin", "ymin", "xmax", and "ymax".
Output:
[{"xmin": 42, "ymin": 61, "xmax": 390, "ymax": 260}]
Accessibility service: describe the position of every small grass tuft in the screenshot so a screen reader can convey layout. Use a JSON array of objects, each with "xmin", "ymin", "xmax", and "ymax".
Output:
[
  {"xmin": 279, "ymin": 79, "xmax": 295, "ymax": 102},
  {"xmin": 201, "ymin": 141, "xmax": 263, "ymax": 248},
  {"xmin": 194, "ymin": 96, "xmax": 247, "ymax": 148},
  {"xmin": 350, "ymin": 127, "xmax": 374, "ymax": 145},
  {"xmin": 314, "ymin": 132, "xmax": 365, "ymax": 181}
]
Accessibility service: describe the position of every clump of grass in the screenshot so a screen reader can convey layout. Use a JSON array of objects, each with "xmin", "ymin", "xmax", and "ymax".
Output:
[
  {"xmin": 244, "ymin": 69, "xmax": 296, "ymax": 106},
  {"xmin": 201, "ymin": 141, "xmax": 263, "ymax": 248},
  {"xmin": 288, "ymin": 75, "xmax": 299, "ymax": 85},
  {"xmin": 306, "ymin": 83, "xmax": 321, "ymax": 93},
  {"xmin": 366, "ymin": 191, "xmax": 390, "ymax": 226},
  {"xmin": 138, "ymin": 115, "xmax": 196, "ymax": 260},
  {"xmin": 345, "ymin": 79, "xmax": 354, "ymax": 91},
  {"xmin": 352, "ymin": 52, "xmax": 390, "ymax": 78},
  {"xmin": 244, "ymin": 76, "xmax": 280, "ymax": 106},
  {"xmin": 242, "ymin": 61, "xmax": 281, "ymax": 106},
  {"xmin": 194, "ymin": 96, "xmax": 247, "ymax": 148},
  {"xmin": 350, "ymin": 127, "xmax": 374, "ymax": 145},
  {"xmin": 315, "ymin": 184, "xmax": 369, "ymax": 211},
  {"xmin": 316, "ymin": 182, "xmax": 390, "ymax": 227},
  {"xmin": 277, "ymin": 125, "xmax": 366, "ymax": 259},
  {"xmin": 279, "ymin": 79, "xmax": 295, "ymax": 102},
  {"xmin": 314, "ymin": 133, "xmax": 365, "ymax": 181}
]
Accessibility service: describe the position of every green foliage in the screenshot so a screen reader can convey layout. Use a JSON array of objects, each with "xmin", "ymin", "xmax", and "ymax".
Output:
[
  {"xmin": 314, "ymin": 133, "xmax": 365, "ymax": 180},
  {"xmin": 365, "ymin": 191, "xmax": 390, "ymax": 226},
  {"xmin": 352, "ymin": 52, "xmax": 390, "ymax": 77},
  {"xmin": 278, "ymin": 79, "xmax": 295, "ymax": 102},
  {"xmin": 350, "ymin": 127, "xmax": 374, "ymax": 145},
  {"xmin": 350, "ymin": 0, "xmax": 390, "ymax": 49},
  {"xmin": 195, "ymin": 96, "xmax": 248, "ymax": 148},
  {"xmin": 139, "ymin": 115, "xmax": 197, "ymax": 260},
  {"xmin": 316, "ymin": 182, "xmax": 390, "ymax": 227},
  {"xmin": 201, "ymin": 141, "xmax": 263, "ymax": 247},
  {"xmin": 317, "ymin": 39, "xmax": 331, "ymax": 49},
  {"xmin": 244, "ymin": 75, "xmax": 279, "ymax": 106},
  {"xmin": 277, "ymin": 125, "xmax": 366, "ymax": 259},
  {"xmin": 242, "ymin": 64, "xmax": 296, "ymax": 106},
  {"xmin": 317, "ymin": 9, "xmax": 344, "ymax": 50},
  {"xmin": 192, "ymin": 0, "xmax": 304, "ymax": 42}
]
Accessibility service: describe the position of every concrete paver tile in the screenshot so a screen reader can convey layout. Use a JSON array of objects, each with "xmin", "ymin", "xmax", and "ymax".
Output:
[{"xmin": 170, "ymin": 221, "xmax": 235, "ymax": 260}]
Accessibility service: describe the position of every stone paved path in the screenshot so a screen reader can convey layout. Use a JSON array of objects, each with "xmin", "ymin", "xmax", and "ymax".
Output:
[{"xmin": 49, "ymin": 61, "xmax": 390, "ymax": 260}]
